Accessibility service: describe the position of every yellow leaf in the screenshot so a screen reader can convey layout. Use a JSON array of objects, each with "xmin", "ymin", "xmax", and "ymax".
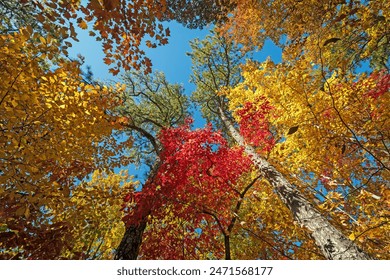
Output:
[
  {"xmin": 24, "ymin": 207, "xmax": 30, "ymax": 219},
  {"xmin": 30, "ymin": 166, "xmax": 39, "ymax": 173},
  {"xmin": 27, "ymin": 25, "xmax": 33, "ymax": 35},
  {"xmin": 78, "ymin": 20, "xmax": 88, "ymax": 30},
  {"xmin": 15, "ymin": 206, "xmax": 25, "ymax": 217},
  {"xmin": 349, "ymin": 233, "xmax": 356, "ymax": 240}
]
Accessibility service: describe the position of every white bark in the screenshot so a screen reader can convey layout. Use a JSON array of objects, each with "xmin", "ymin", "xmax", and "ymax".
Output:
[{"xmin": 219, "ymin": 107, "xmax": 373, "ymax": 260}]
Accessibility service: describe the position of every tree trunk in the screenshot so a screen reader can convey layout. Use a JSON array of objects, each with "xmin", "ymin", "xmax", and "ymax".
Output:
[
  {"xmin": 115, "ymin": 219, "xmax": 147, "ymax": 260},
  {"xmin": 219, "ymin": 107, "xmax": 373, "ymax": 260},
  {"xmin": 115, "ymin": 160, "xmax": 161, "ymax": 260},
  {"xmin": 224, "ymin": 234, "xmax": 231, "ymax": 260}
]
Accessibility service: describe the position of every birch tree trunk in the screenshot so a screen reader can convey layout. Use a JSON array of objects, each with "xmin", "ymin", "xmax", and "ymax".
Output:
[{"xmin": 219, "ymin": 107, "xmax": 373, "ymax": 260}]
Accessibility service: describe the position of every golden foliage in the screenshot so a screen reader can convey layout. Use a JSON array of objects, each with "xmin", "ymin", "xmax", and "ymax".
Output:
[
  {"xmin": 0, "ymin": 26, "xmax": 132, "ymax": 259},
  {"xmin": 218, "ymin": 1, "xmax": 389, "ymax": 258}
]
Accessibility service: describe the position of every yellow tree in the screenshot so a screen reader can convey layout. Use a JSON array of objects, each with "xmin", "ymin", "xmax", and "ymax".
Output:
[
  {"xmin": 0, "ymin": 26, "xmax": 131, "ymax": 259},
  {"xmin": 215, "ymin": 0, "xmax": 389, "ymax": 259},
  {"xmin": 224, "ymin": 61, "xmax": 389, "ymax": 259},
  {"xmin": 51, "ymin": 170, "xmax": 137, "ymax": 259}
]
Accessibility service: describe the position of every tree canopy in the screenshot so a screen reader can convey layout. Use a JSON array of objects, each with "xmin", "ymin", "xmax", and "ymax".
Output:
[{"xmin": 1, "ymin": 0, "xmax": 388, "ymax": 260}]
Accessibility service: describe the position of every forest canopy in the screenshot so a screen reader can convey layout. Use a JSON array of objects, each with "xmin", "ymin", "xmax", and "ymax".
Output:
[{"xmin": 0, "ymin": 0, "xmax": 389, "ymax": 260}]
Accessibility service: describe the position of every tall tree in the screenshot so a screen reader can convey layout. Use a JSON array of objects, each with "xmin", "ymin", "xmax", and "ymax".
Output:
[
  {"xmin": 215, "ymin": 0, "xmax": 389, "ymax": 259},
  {"xmin": 188, "ymin": 30, "xmax": 377, "ymax": 259},
  {"xmin": 114, "ymin": 70, "xmax": 190, "ymax": 259},
  {"xmin": 223, "ymin": 61, "xmax": 389, "ymax": 259},
  {"xmin": 128, "ymin": 120, "xmax": 323, "ymax": 259}
]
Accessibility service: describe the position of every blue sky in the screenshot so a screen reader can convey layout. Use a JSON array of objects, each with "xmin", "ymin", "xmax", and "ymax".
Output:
[
  {"xmin": 68, "ymin": 21, "xmax": 282, "ymax": 98},
  {"xmin": 69, "ymin": 22, "xmax": 209, "ymax": 89}
]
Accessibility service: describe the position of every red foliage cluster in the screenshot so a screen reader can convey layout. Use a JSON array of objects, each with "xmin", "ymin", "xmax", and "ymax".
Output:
[
  {"xmin": 365, "ymin": 72, "xmax": 390, "ymax": 99},
  {"xmin": 0, "ymin": 195, "xmax": 72, "ymax": 259},
  {"xmin": 121, "ymin": 119, "xmax": 253, "ymax": 258},
  {"xmin": 123, "ymin": 118, "xmax": 253, "ymax": 224},
  {"xmin": 235, "ymin": 99, "xmax": 275, "ymax": 152}
]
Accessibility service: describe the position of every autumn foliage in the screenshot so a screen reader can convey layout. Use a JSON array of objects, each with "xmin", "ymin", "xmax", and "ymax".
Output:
[
  {"xmin": 0, "ymin": 22, "xmax": 131, "ymax": 258},
  {"xmin": 235, "ymin": 98, "xmax": 275, "ymax": 151},
  {"xmin": 122, "ymin": 119, "xmax": 254, "ymax": 258},
  {"xmin": 1, "ymin": 0, "xmax": 389, "ymax": 260}
]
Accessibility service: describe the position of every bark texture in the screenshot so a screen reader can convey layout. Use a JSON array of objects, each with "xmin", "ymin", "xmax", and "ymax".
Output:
[
  {"xmin": 115, "ymin": 160, "xmax": 161, "ymax": 260},
  {"xmin": 219, "ymin": 107, "xmax": 373, "ymax": 260},
  {"xmin": 115, "ymin": 219, "xmax": 147, "ymax": 260}
]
